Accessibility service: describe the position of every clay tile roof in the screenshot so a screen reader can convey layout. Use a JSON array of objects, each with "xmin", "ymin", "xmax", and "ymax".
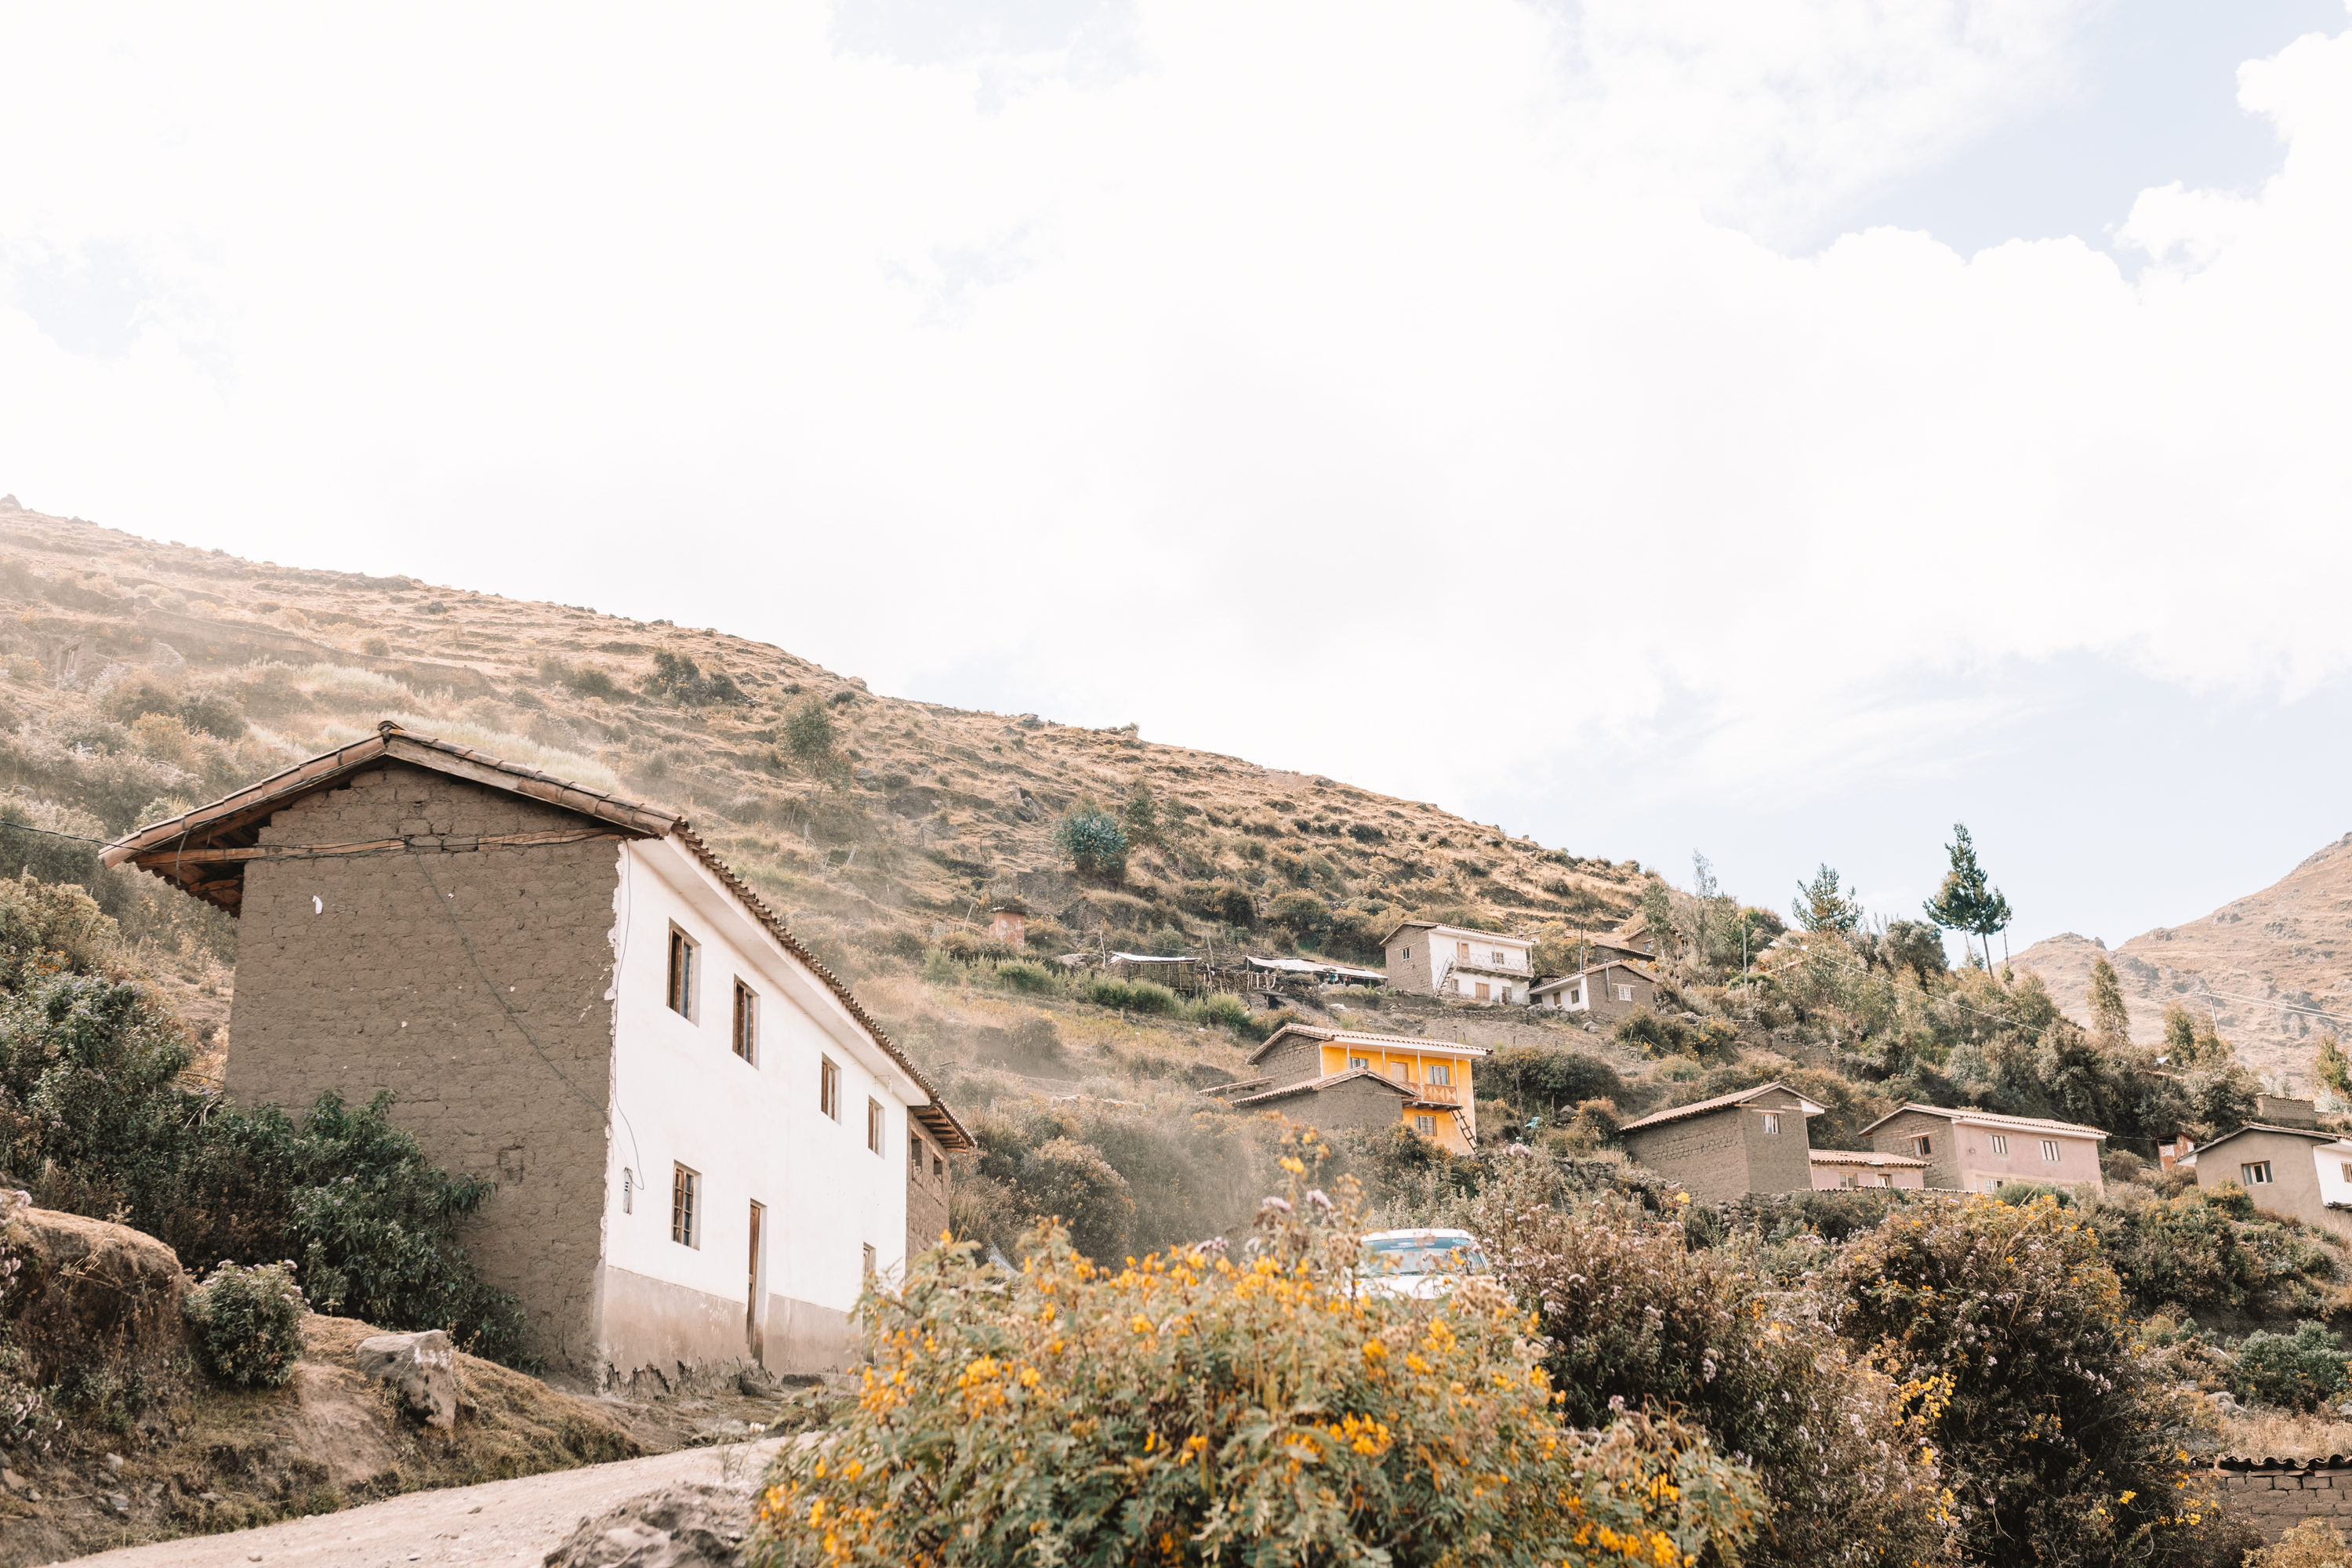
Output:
[
  {"xmin": 1617, "ymin": 1082, "xmax": 1827, "ymax": 1134},
  {"xmin": 2186, "ymin": 1122, "xmax": 2346, "ymax": 1156},
  {"xmin": 1807, "ymin": 1149, "xmax": 1930, "ymax": 1167},
  {"xmin": 1246, "ymin": 1022, "xmax": 1494, "ymax": 1065},
  {"xmin": 100, "ymin": 722, "xmax": 971, "ymax": 1150},
  {"xmin": 1228, "ymin": 1067, "xmax": 1417, "ymax": 1108},
  {"xmin": 1856, "ymin": 1103, "xmax": 2108, "ymax": 1142}
]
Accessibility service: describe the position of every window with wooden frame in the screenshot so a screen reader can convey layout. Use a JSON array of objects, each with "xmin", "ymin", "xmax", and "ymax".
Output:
[
  {"xmin": 666, "ymin": 927, "xmax": 698, "ymax": 1020},
  {"xmin": 1989, "ymin": 1134, "xmax": 2009, "ymax": 1156},
  {"xmin": 867, "ymin": 1098, "xmax": 885, "ymax": 1156},
  {"xmin": 2244, "ymin": 1161, "xmax": 2274, "ymax": 1185},
  {"xmin": 1908, "ymin": 1134, "xmax": 1933, "ymax": 1158},
  {"xmin": 1347, "ymin": 1055, "xmax": 1370, "ymax": 1071},
  {"xmin": 909, "ymin": 1133, "xmax": 924, "ymax": 1171},
  {"xmin": 671, "ymin": 1163, "xmax": 699, "ymax": 1247},
  {"xmin": 1414, "ymin": 1114, "xmax": 1436, "ymax": 1136},
  {"xmin": 731, "ymin": 979, "xmax": 757, "ymax": 1064},
  {"xmin": 2039, "ymin": 1139, "xmax": 2061, "ymax": 1163},
  {"xmin": 820, "ymin": 1057, "xmax": 840, "ymax": 1120},
  {"xmin": 1425, "ymin": 1062, "xmax": 1451, "ymax": 1086},
  {"xmin": 1761, "ymin": 1112, "xmax": 1780, "ymax": 1134}
]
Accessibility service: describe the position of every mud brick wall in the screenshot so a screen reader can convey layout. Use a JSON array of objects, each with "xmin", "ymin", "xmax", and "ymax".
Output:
[
  {"xmin": 2216, "ymin": 1464, "xmax": 2352, "ymax": 1541},
  {"xmin": 906, "ymin": 1131, "xmax": 951, "ymax": 1262},
  {"xmin": 223, "ymin": 760, "xmax": 621, "ymax": 1373},
  {"xmin": 1624, "ymin": 1111, "xmax": 1747, "ymax": 1203}
]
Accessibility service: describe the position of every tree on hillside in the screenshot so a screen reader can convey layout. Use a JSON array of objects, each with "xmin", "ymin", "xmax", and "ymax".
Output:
[
  {"xmin": 782, "ymin": 696, "xmax": 837, "ymax": 762},
  {"xmin": 1922, "ymin": 823, "xmax": 2011, "ymax": 972},
  {"xmin": 2161, "ymin": 1001, "xmax": 2232, "ymax": 1069},
  {"xmin": 2315, "ymin": 1034, "xmax": 2351, "ymax": 1106},
  {"xmin": 2087, "ymin": 953, "xmax": 2131, "ymax": 1051},
  {"xmin": 1791, "ymin": 863, "xmax": 1863, "ymax": 934}
]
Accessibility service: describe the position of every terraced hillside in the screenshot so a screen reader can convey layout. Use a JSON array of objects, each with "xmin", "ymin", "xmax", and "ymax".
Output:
[{"xmin": 0, "ymin": 498, "xmax": 1640, "ymax": 981}]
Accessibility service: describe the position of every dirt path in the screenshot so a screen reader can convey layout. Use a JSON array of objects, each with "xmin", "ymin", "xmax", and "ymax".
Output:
[{"xmin": 68, "ymin": 1439, "xmax": 785, "ymax": 1568}]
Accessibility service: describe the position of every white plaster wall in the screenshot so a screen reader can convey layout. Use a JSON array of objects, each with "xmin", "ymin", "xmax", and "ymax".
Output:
[
  {"xmin": 601, "ymin": 838, "xmax": 915, "ymax": 1341},
  {"xmin": 2315, "ymin": 1143, "xmax": 2352, "ymax": 1210}
]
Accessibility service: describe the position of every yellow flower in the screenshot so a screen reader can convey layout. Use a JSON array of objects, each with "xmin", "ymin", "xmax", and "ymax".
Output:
[
  {"xmin": 1131, "ymin": 1315, "xmax": 1156, "ymax": 1334},
  {"xmin": 1280, "ymin": 1156, "xmax": 1306, "ymax": 1174}
]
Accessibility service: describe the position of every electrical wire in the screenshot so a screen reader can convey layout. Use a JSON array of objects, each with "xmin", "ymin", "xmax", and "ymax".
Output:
[{"xmin": 0, "ymin": 821, "xmax": 111, "ymax": 846}]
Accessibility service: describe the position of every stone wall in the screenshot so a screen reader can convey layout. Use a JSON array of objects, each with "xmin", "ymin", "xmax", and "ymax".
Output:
[
  {"xmin": 1738, "ymin": 1088, "xmax": 1815, "ymax": 1195},
  {"xmin": 2214, "ymin": 1460, "xmax": 2352, "ymax": 1541},
  {"xmin": 224, "ymin": 761, "xmax": 622, "ymax": 1374}
]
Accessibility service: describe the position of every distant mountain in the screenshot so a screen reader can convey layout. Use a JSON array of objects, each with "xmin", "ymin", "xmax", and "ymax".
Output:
[{"xmin": 2012, "ymin": 833, "xmax": 2352, "ymax": 1083}]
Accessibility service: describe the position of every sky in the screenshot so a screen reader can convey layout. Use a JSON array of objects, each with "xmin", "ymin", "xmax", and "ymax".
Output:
[{"xmin": 2, "ymin": 1, "xmax": 2348, "ymax": 956}]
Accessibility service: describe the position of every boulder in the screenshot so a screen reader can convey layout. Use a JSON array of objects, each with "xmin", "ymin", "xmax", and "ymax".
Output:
[
  {"xmin": 542, "ymin": 1484, "xmax": 750, "ymax": 1568},
  {"xmin": 1, "ymin": 1203, "xmax": 190, "ymax": 1385},
  {"xmin": 353, "ymin": 1329, "xmax": 458, "ymax": 1429}
]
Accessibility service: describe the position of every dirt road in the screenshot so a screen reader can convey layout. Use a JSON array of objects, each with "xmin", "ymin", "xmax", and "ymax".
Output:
[{"xmin": 66, "ymin": 1439, "xmax": 784, "ymax": 1568}]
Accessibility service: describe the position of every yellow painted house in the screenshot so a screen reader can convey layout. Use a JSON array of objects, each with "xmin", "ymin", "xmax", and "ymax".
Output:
[{"xmin": 1218, "ymin": 1024, "xmax": 1490, "ymax": 1152}]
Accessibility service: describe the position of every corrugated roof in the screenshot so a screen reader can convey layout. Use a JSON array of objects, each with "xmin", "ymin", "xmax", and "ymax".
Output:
[
  {"xmin": 1618, "ymin": 1082, "xmax": 1826, "ymax": 1134},
  {"xmin": 102, "ymin": 722, "xmax": 972, "ymax": 1150},
  {"xmin": 2185, "ymin": 1122, "xmax": 2347, "ymax": 1158},
  {"xmin": 1531, "ymin": 959, "xmax": 1663, "ymax": 994},
  {"xmin": 1856, "ymin": 1103, "xmax": 2108, "ymax": 1142}
]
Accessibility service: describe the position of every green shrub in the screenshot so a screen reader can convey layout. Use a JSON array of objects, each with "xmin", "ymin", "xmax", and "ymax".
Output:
[
  {"xmin": 2232, "ymin": 1321, "xmax": 2352, "ymax": 1412},
  {"xmin": 2089, "ymin": 1185, "xmax": 2341, "ymax": 1319},
  {"xmin": 921, "ymin": 946, "xmax": 960, "ymax": 985},
  {"xmin": 0, "ymin": 879, "xmax": 527, "ymax": 1363},
  {"xmin": 1051, "ymin": 806, "xmax": 1127, "ymax": 879},
  {"xmin": 1267, "ymin": 889, "xmax": 1330, "ymax": 931},
  {"xmin": 1123, "ymin": 980, "xmax": 1179, "ymax": 1015},
  {"xmin": 2250, "ymin": 1519, "xmax": 2352, "ymax": 1567},
  {"xmin": 1831, "ymin": 1192, "xmax": 2230, "ymax": 1566},
  {"xmin": 183, "ymin": 1261, "xmax": 307, "ymax": 1389},
  {"xmin": 993, "ymin": 960, "xmax": 1058, "ymax": 994},
  {"xmin": 748, "ymin": 1171, "xmax": 1764, "ymax": 1568},
  {"xmin": 782, "ymin": 698, "xmax": 837, "ymax": 760},
  {"xmin": 1080, "ymin": 977, "xmax": 1135, "ymax": 1010},
  {"xmin": 1468, "ymin": 1156, "xmax": 1950, "ymax": 1567},
  {"xmin": 1191, "ymin": 991, "xmax": 1252, "ymax": 1032}
]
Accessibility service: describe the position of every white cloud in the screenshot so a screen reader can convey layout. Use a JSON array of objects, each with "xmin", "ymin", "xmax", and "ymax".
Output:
[{"xmin": 0, "ymin": 0, "xmax": 2346, "ymax": 832}]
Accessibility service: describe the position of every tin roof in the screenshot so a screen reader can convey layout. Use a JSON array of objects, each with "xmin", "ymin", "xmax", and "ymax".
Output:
[
  {"xmin": 1228, "ymin": 1066, "xmax": 1417, "ymax": 1109},
  {"xmin": 101, "ymin": 722, "xmax": 971, "ymax": 1149}
]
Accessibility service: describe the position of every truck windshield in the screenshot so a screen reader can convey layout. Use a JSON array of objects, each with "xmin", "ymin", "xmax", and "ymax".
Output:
[{"xmin": 1360, "ymin": 1236, "xmax": 1489, "ymax": 1276}]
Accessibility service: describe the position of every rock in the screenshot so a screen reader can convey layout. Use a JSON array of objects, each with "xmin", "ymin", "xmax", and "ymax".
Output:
[
  {"xmin": 2, "ymin": 1203, "xmax": 191, "ymax": 1388},
  {"xmin": 107, "ymin": 1491, "xmax": 130, "ymax": 1515},
  {"xmin": 354, "ymin": 1329, "xmax": 458, "ymax": 1429},
  {"xmin": 0, "ymin": 1468, "xmax": 23, "ymax": 1493},
  {"xmin": 103, "ymin": 1452, "xmax": 123, "ymax": 1473},
  {"xmin": 541, "ymin": 1484, "xmax": 750, "ymax": 1568},
  {"xmin": 735, "ymin": 1367, "xmax": 779, "ymax": 1398}
]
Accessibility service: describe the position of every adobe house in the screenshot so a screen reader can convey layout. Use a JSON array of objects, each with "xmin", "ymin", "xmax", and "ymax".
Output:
[
  {"xmin": 2188, "ymin": 1123, "xmax": 2352, "ymax": 1243},
  {"xmin": 101, "ymin": 723, "xmax": 971, "ymax": 1386},
  {"xmin": 1380, "ymin": 920, "xmax": 1533, "ymax": 1004},
  {"xmin": 1212, "ymin": 1023, "xmax": 1489, "ymax": 1151},
  {"xmin": 1809, "ymin": 1148, "xmax": 1929, "ymax": 1189},
  {"xmin": 1858, "ymin": 1105, "xmax": 2107, "ymax": 1195},
  {"xmin": 1617, "ymin": 1083, "xmax": 1824, "ymax": 1202},
  {"xmin": 1530, "ymin": 959, "xmax": 1661, "ymax": 1018}
]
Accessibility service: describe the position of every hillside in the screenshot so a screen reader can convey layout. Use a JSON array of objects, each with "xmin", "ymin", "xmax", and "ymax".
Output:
[
  {"xmin": 2011, "ymin": 833, "xmax": 2352, "ymax": 1083},
  {"xmin": 0, "ymin": 497, "xmax": 1641, "ymax": 979}
]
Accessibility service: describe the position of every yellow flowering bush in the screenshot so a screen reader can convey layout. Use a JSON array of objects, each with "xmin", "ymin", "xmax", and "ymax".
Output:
[
  {"xmin": 750, "ymin": 1157, "xmax": 1763, "ymax": 1566},
  {"xmin": 1831, "ymin": 1194, "xmax": 2246, "ymax": 1567}
]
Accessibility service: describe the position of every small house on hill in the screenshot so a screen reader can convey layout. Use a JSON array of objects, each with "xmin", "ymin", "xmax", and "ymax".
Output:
[
  {"xmin": 1617, "ymin": 1083, "xmax": 1826, "ymax": 1201},
  {"xmin": 1381, "ymin": 920, "xmax": 1532, "ymax": 1004},
  {"xmin": 1210, "ymin": 1024, "xmax": 1489, "ymax": 1151},
  {"xmin": 1530, "ymin": 960, "xmax": 1661, "ymax": 1018},
  {"xmin": 1858, "ymin": 1105, "xmax": 2107, "ymax": 1195},
  {"xmin": 2187, "ymin": 1123, "xmax": 2352, "ymax": 1242},
  {"xmin": 101, "ymin": 721, "xmax": 971, "ymax": 1388}
]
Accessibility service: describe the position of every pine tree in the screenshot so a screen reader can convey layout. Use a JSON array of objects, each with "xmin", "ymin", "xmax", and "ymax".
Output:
[
  {"xmin": 2162, "ymin": 1004, "xmax": 2198, "ymax": 1059},
  {"xmin": 1922, "ymin": 824, "xmax": 2011, "ymax": 971},
  {"xmin": 2087, "ymin": 955, "xmax": 2130, "ymax": 1051},
  {"xmin": 1791, "ymin": 864, "xmax": 1863, "ymax": 934}
]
